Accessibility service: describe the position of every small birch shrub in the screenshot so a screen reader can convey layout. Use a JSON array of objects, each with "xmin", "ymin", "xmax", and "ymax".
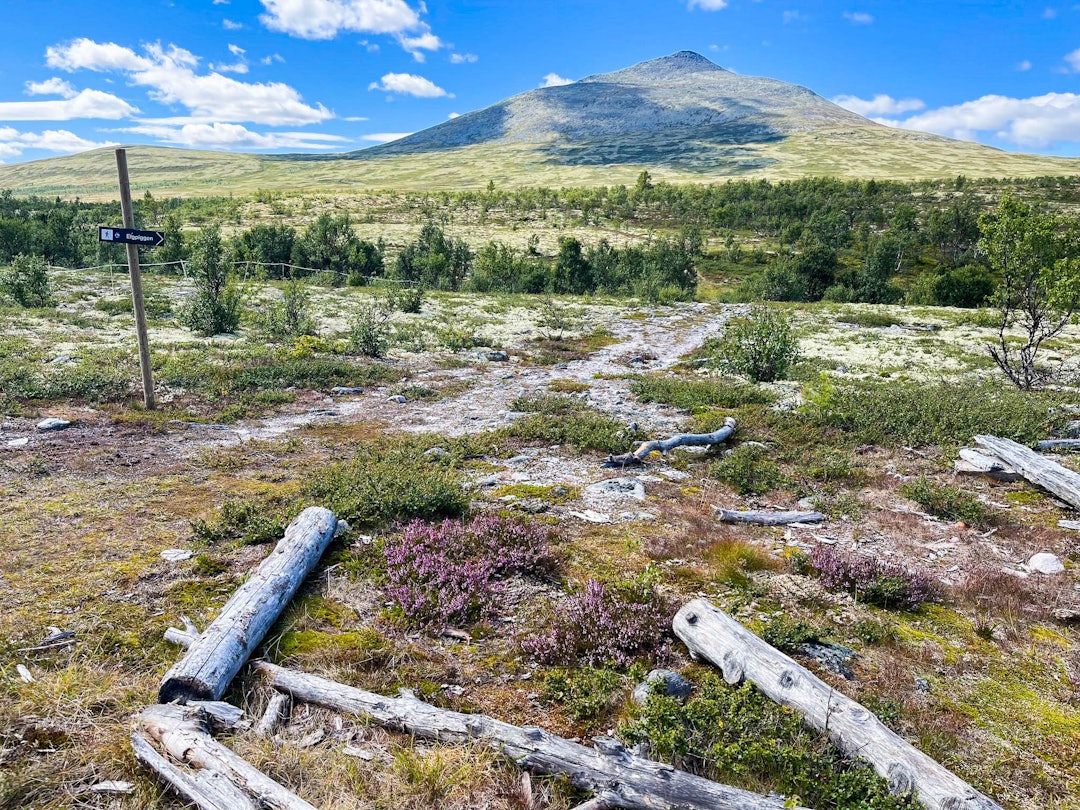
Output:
[{"xmin": 710, "ymin": 305, "xmax": 800, "ymax": 382}]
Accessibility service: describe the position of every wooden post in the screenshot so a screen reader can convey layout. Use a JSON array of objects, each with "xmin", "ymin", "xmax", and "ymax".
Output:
[
  {"xmin": 115, "ymin": 148, "xmax": 155, "ymax": 410},
  {"xmin": 159, "ymin": 507, "xmax": 338, "ymax": 704}
]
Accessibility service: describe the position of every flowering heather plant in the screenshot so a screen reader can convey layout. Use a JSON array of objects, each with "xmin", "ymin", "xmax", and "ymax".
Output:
[
  {"xmin": 808, "ymin": 545, "xmax": 937, "ymax": 611},
  {"xmin": 520, "ymin": 576, "xmax": 671, "ymax": 668},
  {"xmin": 383, "ymin": 515, "xmax": 552, "ymax": 630}
]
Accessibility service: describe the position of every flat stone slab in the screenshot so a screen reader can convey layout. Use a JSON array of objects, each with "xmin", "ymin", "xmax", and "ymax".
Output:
[
  {"xmin": 585, "ymin": 477, "xmax": 646, "ymax": 501},
  {"xmin": 36, "ymin": 417, "xmax": 71, "ymax": 432}
]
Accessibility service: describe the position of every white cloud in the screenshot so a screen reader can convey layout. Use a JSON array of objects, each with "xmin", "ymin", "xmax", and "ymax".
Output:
[
  {"xmin": 25, "ymin": 78, "xmax": 78, "ymax": 99},
  {"xmin": 260, "ymin": 0, "xmax": 422, "ymax": 38},
  {"xmin": 0, "ymin": 126, "xmax": 115, "ymax": 162},
  {"xmin": 228, "ymin": 44, "xmax": 246, "ymax": 56},
  {"xmin": 843, "ymin": 11, "xmax": 874, "ymax": 24},
  {"xmin": 360, "ymin": 132, "xmax": 412, "ymax": 142},
  {"xmin": 1066, "ymin": 48, "xmax": 1080, "ymax": 72},
  {"xmin": 0, "ymin": 89, "xmax": 137, "ymax": 121},
  {"xmin": 449, "ymin": 53, "xmax": 478, "ymax": 64},
  {"xmin": 540, "ymin": 73, "xmax": 574, "ymax": 88},
  {"xmin": 832, "ymin": 93, "xmax": 925, "ymax": 116},
  {"xmin": 223, "ymin": 19, "xmax": 243, "ymax": 30},
  {"xmin": 688, "ymin": 0, "xmax": 728, "ymax": 9},
  {"xmin": 121, "ymin": 122, "xmax": 348, "ymax": 150},
  {"xmin": 1018, "ymin": 59, "xmax": 1033, "ymax": 71},
  {"xmin": 447, "ymin": 111, "xmax": 459, "ymax": 119},
  {"xmin": 211, "ymin": 44, "xmax": 249, "ymax": 74},
  {"xmin": 368, "ymin": 72, "xmax": 449, "ymax": 97},
  {"xmin": 45, "ymin": 38, "xmax": 331, "ymax": 125},
  {"xmin": 261, "ymin": 53, "xmax": 285, "ymax": 65},
  {"xmin": 890, "ymin": 92, "xmax": 1080, "ymax": 148},
  {"xmin": 397, "ymin": 30, "xmax": 442, "ymax": 61},
  {"xmin": 782, "ymin": 10, "xmax": 807, "ymax": 23},
  {"xmin": 343, "ymin": 115, "xmax": 369, "ymax": 121}
]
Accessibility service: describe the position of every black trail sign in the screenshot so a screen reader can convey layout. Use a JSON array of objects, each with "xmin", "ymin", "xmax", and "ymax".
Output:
[{"xmin": 98, "ymin": 226, "xmax": 165, "ymax": 247}]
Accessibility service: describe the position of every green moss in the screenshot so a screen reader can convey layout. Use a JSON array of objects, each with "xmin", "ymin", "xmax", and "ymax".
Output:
[
  {"xmin": 273, "ymin": 628, "xmax": 390, "ymax": 666},
  {"xmin": 492, "ymin": 483, "xmax": 578, "ymax": 503}
]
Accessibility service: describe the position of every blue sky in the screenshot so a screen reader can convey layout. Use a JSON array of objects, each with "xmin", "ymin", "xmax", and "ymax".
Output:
[{"xmin": 1, "ymin": 0, "xmax": 1079, "ymax": 164}]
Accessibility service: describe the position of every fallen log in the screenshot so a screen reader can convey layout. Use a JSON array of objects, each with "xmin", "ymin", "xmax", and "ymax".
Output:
[
  {"xmin": 255, "ymin": 693, "xmax": 290, "ymax": 737},
  {"xmin": 1036, "ymin": 438, "xmax": 1080, "ymax": 452},
  {"xmin": 953, "ymin": 448, "xmax": 1022, "ymax": 482},
  {"xmin": 137, "ymin": 703, "xmax": 316, "ymax": 810},
  {"xmin": 159, "ymin": 507, "xmax": 338, "ymax": 704},
  {"xmin": 603, "ymin": 417, "xmax": 736, "ymax": 468},
  {"xmin": 715, "ymin": 509, "xmax": 825, "ymax": 526},
  {"xmin": 672, "ymin": 599, "xmax": 1003, "ymax": 810},
  {"xmin": 131, "ymin": 733, "xmax": 258, "ymax": 810},
  {"xmin": 974, "ymin": 435, "xmax": 1080, "ymax": 510},
  {"xmin": 255, "ymin": 661, "xmax": 806, "ymax": 810}
]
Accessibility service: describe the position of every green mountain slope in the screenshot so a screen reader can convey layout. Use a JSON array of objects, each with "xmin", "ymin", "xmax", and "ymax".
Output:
[{"xmin": 1, "ymin": 51, "xmax": 1076, "ymax": 198}]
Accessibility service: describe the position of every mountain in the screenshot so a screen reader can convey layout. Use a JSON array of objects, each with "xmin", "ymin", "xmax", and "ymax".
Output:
[{"xmin": 1, "ymin": 51, "xmax": 1077, "ymax": 198}]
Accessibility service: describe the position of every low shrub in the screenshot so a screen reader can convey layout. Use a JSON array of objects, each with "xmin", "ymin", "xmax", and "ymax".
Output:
[
  {"xmin": 0, "ymin": 254, "xmax": 53, "ymax": 307},
  {"xmin": 709, "ymin": 305, "xmax": 800, "ymax": 382},
  {"xmin": 543, "ymin": 667, "xmax": 626, "ymax": 723},
  {"xmin": 709, "ymin": 444, "xmax": 785, "ymax": 496},
  {"xmin": 899, "ymin": 477, "xmax": 997, "ymax": 527},
  {"xmin": 258, "ymin": 280, "xmax": 318, "ymax": 338},
  {"xmin": 303, "ymin": 444, "xmax": 469, "ymax": 527},
  {"xmin": 520, "ymin": 573, "xmax": 671, "ymax": 668},
  {"xmin": 621, "ymin": 673, "xmax": 917, "ymax": 810},
  {"xmin": 383, "ymin": 515, "xmax": 553, "ymax": 629},
  {"xmin": 347, "ymin": 300, "xmax": 394, "ymax": 358},
  {"xmin": 387, "ymin": 283, "xmax": 425, "ymax": 314},
  {"xmin": 809, "ymin": 545, "xmax": 937, "ymax": 611},
  {"xmin": 504, "ymin": 409, "xmax": 629, "ymax": 454},
  {"xmin": 190, "ymin": 499, "xmax": 290, "ymax": 547},
  {"xmin": 757, "ymin": 617, "xmax": 823, "ymax": 654},
  {"xmin": 630, "ymin": 375, "xmax": 775, "ymax": 411}
]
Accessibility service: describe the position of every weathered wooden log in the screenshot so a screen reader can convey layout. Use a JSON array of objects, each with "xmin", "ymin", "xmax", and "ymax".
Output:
[
  {"xmin": 131, "ymin": 732, "xmax": 258, "ymax": 810},
  {"xmin": 255, "ymin": 661, "xmax": 806, "ymax": 810},
  {"xmin": 975, "ymin": 435, "xmax": 1080, "ymax": 510},
  {"xmin": 138, "ymin": 703, "xmax": 316, "ymax": 810},
  {"xmin": 672, "ymin": 599, "xmax": 1003, "ymax": 810},
  {"xmin": 159, "ymin": 507, "xmax": 338, "ymax": 704},
  {"xmin": 1036, "ymin": 438, "xmax": 1080, "ymax": 452},
  {"xmin": 715, "ymin": 509, "xmax": 825, "ymax": 526},
  {"xmin": 256, "ymin": 693, "xmax": 290, "ymax": 737},
  {"xmin": 953, "ymin": 448, "xmax": 1022, "ymax": 482},
  {"xmin": 603, "ymin": 417, "xmax": 736, "ymax": 468}
]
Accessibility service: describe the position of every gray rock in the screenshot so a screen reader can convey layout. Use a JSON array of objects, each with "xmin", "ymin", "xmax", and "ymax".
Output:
[
  {"xmin": 553, "ymin": 363, "xmax": 569, "ymax": 370},
  {"xmin": 424, "ymin": 447, "xmax": 451, "ymax": 460},
  {"xmin": 331, "ymin": 386, "xmax": 364, "ymax": 395},
  {"xmin": 507, "ymin": 454, "xmax": 533, "ymax": 464},
  {"xmin": 478, "ymin": 350, "xmax": 509, "ymax": 362},
  {"xmin": 585, "ymin": 477, "xmax": 646, "ymax": 501},
  {"xmin": 5, "ymin": 437, "xmax": 29, "ymax": 448},
  {"xmin": 36, "ymin": 418, "xmax": 71, "ymax": 432},
  {"xmin": 160, "ymin": 549, "xmax": 194, "ymax": 562},
  {"xmin": 632, "ymin": 669, "xmax": 693, "ymax": 705},
  {"xmin": 518, "ymin": 498, "xmax": 550, "ymax": 514},
  {"xmin": 914, "ymin": 676, "xmax": 931, "ymax": 694},
  {"xmin": 333, "ymin": 519, "xmax": 351, "ymax": 538},
  {"xmin": 1028, "ymin": 552, "xmax": 1065, "ymax": 575},
  {"xmin": 798, "ymin": 642, "xmax": 857, "ymax": 680},
  {"xmin": 477, "ymin": 475, "xmax": 500, "ymax": 487},
  {"xmin": 48, "ymin": 355, "xmax": 74, "ymax": 365},
  {"xmin": 388, "ymin": 395, "xmax": 408, "ymax": 404}
]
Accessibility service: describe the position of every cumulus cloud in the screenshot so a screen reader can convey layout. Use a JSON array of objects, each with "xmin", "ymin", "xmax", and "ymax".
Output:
[
  {"xmin": 121, "ymin": 122, "xmax": 348, "ymax": 149},
  {"xmin": 0, "ymin": 126, "xmax": 115, "ymax": 161},
  {"xmin": 360, "ymin": 132, "xmax": 412, "ymax": 142},
  {"xmin": 0, "ymin": 89, "xmax": 137, "ymax": 121},
  {"xmin": 449, "ymin": 53, "xmax": 478, "ymax": 64},
  {"xmin": 540, "ymin": 73, "xmax": 573, "ymax": 88},
  {"xmin": 447, "ymin": 111, "xmax": 459, "ymax": 119},
  {"xmin": 832, "ymin": 93, "xmax": 926, "ymax": 116},
  {"xmin": 368, "ymin": 72, "xmax": 449, "ymax": 97},
  {"xmin": 45, "ymin": 38, "xmax": 330, "ymax": 125},
  {"xmin": 223, "ymin": 19, "xmax": 243, "ymax": 30},
  {"xmin": 25, "ymin": 78, "xmax": 78, "ymax": 99},
  {"xmin": 1066, "ymin": 48, "xmax": 1080, "ymax": 72},
  {"xmin": 843, "ymin": 11, "xmax": 874, "ymax": 24},
  {"xmin": 688, "ymin": 0, "xmax": 728, "ymax": 9},
  {"xmin": 258, "ymin": 0, "xmax": 441, "ymax": 58}
]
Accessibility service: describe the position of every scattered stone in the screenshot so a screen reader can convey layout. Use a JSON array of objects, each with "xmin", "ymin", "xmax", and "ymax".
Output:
[
  {"xmin": 657, "ymin": 467, "xmax": 690, "ymax": 481},
  {"xmin": 585, "ymin": 477, "xmax": 646, "ymax": 501},
  {"xmin": 632, "ymin": 669, "xmax": 693, "ymax": 705},
  {"xmin": 388, "ymin": 395, "xmax": 408, "ymax": 404},
  {"xmin": 333, "ymin": 519, "xmax": 351, "ymax": 539},
  {"xmin": 1058, "ymin": 519, "xmax": 1080, "ymax": 532},
  {"xmin": 89, "ymin": 782, "xmax": 135, "ymax": 795},
  {"xmin": 553, "ymin": 363, "xmax": 569, "ymax": 370},
  {"xmin": 330, "ymin": 386, "xmax": 363, "ymax": 395},
  {"xmin": 48, "ymin": 355, "xmax": 74, "ymax": 365},
  {"xmin": 424, "ymin": 447, "xmax": 450, "ymax": 460},
  {"xmin": 16, "ymin": 664, "xmax": 34, "ymax": 683},
  {"xmin": 914, "ymin": 676, "xmax": 931, "ymax": 694},
  {"xmin": 477, "ymin": 475, "xmax": 500, "ymax": 487},
  {"xmin": 478, "ymin": 350, "xmax": 509, "ymax": 362},
  {"xmin": 160, "ymin": 549, "xmax": 194, "ymax": 562},
  {"xmin": 5, "ymin": 437, "xmax": 29, "ymax": 448},
  {"xmin": 518, "ymin": 498, "xmax": 550, "ymax": 514},
  {"xmin": 550, "ymin": 485, "xmax": 570, "ymax": 499},
  {"xmin": 798, "ymin": 642, "xmax": 857, "ymax": 680},
  {"xmin": 568, "ymin": 509, "xmax": 611, "ymax": 524},
  {"xmin": 36, "ymin": 417, "xmax": 71, "ymax": 432},
  {"xmin": 1027, "ymin": 552, "xmax": 1065, "ymax": 575},
  {"xmin": 507, "ymin": 455, "xmax": 533, "ymax": 465}
]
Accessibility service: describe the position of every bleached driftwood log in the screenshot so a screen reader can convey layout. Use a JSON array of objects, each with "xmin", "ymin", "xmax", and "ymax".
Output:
[
  {"xmin": 136, "ymin": 703, "xmax": 316, "ymax": 810},
  {"xmin": 672, "ymin": 599, "xmax": 1003, "ymax": 810},
  {"xmin": 255, "ymin": 661, "xmax": 806, "ymax": 810},
  {"xmin": 1036, "ymin": 438, "xmax": 1080, "ymax": 452},
  {"xmin": 604, "ymin": 417, "xmax": 736, "ymax": 468},
  {"xmin": 975, "ymin": 434, "xmax": 1080, "ymax": 510},
  {"xmin": 255, "ymin": 693, "xmax": 291, "ymax": 737},
  {"xmin": 159, "ymin": 507, "xmax": 338, "ymax": 703},
  {"xmin": 715, "ymin": 509, "xmax": 825, "ymax": 526},
  {"xmin": 953, "ymin": 448, "xmax": 1022, "ymax": 482}
]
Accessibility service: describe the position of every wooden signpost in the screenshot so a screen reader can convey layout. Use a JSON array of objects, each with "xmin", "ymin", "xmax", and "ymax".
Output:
[{"xmin": 102, "ymin": 148, "xmax": 164, "ymax": 410}]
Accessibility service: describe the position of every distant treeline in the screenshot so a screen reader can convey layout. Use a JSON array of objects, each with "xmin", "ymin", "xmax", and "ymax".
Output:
[{"xmin": 4, "ymin": 175, "xmax": 1080, "ymax": 306}]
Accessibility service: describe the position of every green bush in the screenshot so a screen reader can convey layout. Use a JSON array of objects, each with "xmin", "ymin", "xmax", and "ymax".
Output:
[
  {"xmin": 899, "ymin": 477, "xmax": 997, "ymax": 527},
  {"xmin": 191, "ymin": 499, "xmax": 288, "ymax": 546},
  {"xmin": 803, "ymin": 376, "xmax": 1066, "ymax": 447},
  {"xmin": 259, "ymin": 280, "xmax": 317, "ymax": 338},
  {"xmin": 711, "ymin": 306, "xmax": 800, "ymax": 382},
  {"xmin": 710, "ymin": 444, "xmax": 785, "ymax": 495},
  {"xmin": 543, "ymin": 667, "xmax": 625, "ymax": 722},
  {"xmin": 630, "ymin": 375, "xmax": 775, "ymax": 411},
  {"xmin": 347, "ymin": 299, "xmax": 393, "ymax": 358},
  {"xmin": 185, "ymin": 227, "xmax": 242, "ymax": 336},
  {"xmin": 621, "ymin": 674, "xmax": 916, "ymax": 810},
  {"xmin": 505, "ymin": 410, "xmax": 629, "ymax": 454},
  {"xmin": 0, "ymin": 254, "xmax": 53, "ymax": 307}
]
